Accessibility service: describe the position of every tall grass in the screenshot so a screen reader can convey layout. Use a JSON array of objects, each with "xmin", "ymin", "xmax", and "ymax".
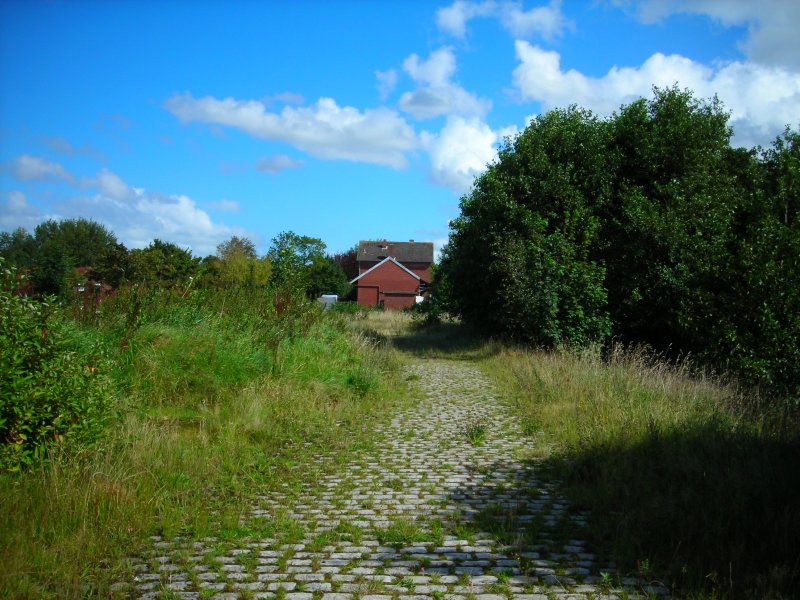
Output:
[
  {"xmin": 484, "ymin": 345, "xmax": 800, "ymax": 599},
  {"xmin": 0, "ymin": 285, "xmax": 404, "ymax": 598}
]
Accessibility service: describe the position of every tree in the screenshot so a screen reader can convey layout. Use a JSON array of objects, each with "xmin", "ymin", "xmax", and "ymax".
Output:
[
  {"xmin": 215, "ymin": 236, "xmax": 271, "ymax": 288},
  {"xmin": 307, "ymin": 255, "xmax": 351, "ymax": 298},
  {"xmin": 601, "ymin": 87, "xmax": 739, "ymax": 351},
  {"xmin": 440, "ymin": 85, "xmax": 800, "ymax": 398},
  {"xmin": 332, "ymin": 245, "xmax": 359, "ymax": 281},
  {"xmin": 216, "ymin": 236, "xmax": 257, "ymax": 261},
  {"xmin": 2, "ymin": 218, "xmax": 124, "ymax": 295},
  {"xmin": 129, "ymin": 239, "xmax": 198, "ymax": 284},
  {"xmin": 0, "ymin": 228, "xmax": 36, "ymax": 268},
  {"xmin": 267, "ymin": 231, "xmax": 326, "ymax": 291},
  {"xmin": 441, "ymin": 105, "xmax": 612, "ymax": 346}
]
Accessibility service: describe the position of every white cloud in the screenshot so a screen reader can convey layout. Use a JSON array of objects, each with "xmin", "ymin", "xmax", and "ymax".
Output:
[
  {"xmin": 421, "ymin": 116, "xmax": 498, "ymax": 193},
  {"xmin": 81, "ymin": 180, "xmax": 240, "ymax": 256},
  {"xmin": 436, "ymin": 0, "xmax": 496, "ymax": 38},
  {"xmin": 436, "ymin": 1, "xmax": 571, "ymax": 40},
  {"xmin": 41, "ymin": 136, "xmax": 105, "ymax": 162},
  {"xmin": 165, "ymin": 93, "xmax": 417, "ymax": 169},
  {"xmin": 256, "ymin": 154, "xmax": 304, "ymax": 174},
  {"xmin": 205, "ymin": 199, "xmax": 240, "ymax": 213},
  {"xmin": 270, "ymin": 91, "xmax": 305, "ymax": 105},
  {"xmin": 512, "ymin": 41, "xmax": 800, "ymax": 147},
  {"xmin": 7, "ymin": 155, "xmax": 76, "ymax": 185},
  {"xmin": 94, "ymin": 168, "xmax": 135, "ymax": 201},
  {"xmin": 375, "ymin": 69, "xmax": 398, "ymax": 101},
  {"xmin": 403, "ymin": 47, "xmax": 457, "ymax": 86},
  {"xmin": 398, "ymin": 47, "xmax": 491, "ymax": 120},
  {"xmin": 1, "ymin": 191, "xmax": 41, "ymax": 231},
  {"xmin": 615, "ymin": 0, "xmax": 800, "ymax": 70},
  {"xmin": 2, "ymin": 168, "xmax": 247, "ymax": 257},
  {"xmin": 499, "ymin": 1, "xmax": 571, "ymax": 40}
]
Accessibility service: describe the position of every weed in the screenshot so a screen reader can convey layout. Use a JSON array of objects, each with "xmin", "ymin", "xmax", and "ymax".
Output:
[
  {"xmin": 1, "ymin": 286, "xmax": 409, "ymax": 597},
  {"xmin": 483, "ymin": 344, "xmax": 800, "ymax": 598},
  {"xmin": 462, "ymin": 417, "xmax": 487, "ymax": 446}
]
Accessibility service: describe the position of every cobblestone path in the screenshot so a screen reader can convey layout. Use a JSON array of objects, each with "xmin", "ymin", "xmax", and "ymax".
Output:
[{"xmin": 120, "ymin": 360, "xmax": 663, "ymax": 599}]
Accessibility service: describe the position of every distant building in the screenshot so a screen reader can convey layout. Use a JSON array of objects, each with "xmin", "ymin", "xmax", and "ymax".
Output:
[{"xmin": 350, "ymin": 240, "xmax": 433, "ymax": 310}]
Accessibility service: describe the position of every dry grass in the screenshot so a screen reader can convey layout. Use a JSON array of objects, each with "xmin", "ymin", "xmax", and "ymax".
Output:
[
  {"xmin": 483, "ymin": 344, "xmax": 800, "ymax": 598},
  {"xmin": 0, "ymin": 295, "xmax": 407, "ymax": 598}
]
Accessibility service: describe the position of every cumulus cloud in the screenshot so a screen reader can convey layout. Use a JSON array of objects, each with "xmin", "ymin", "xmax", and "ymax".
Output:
[
  {"xmin": 165, "ymin": 93, "xmax": 417, "ymax": 169},
  {"xmin": 375, "ymin": 69, "xmax": 398, "ymax": 101},
  {"xmin": 270, "ymin": 91, "xmax": 306, "ymax": 105},
  {"xmin": 0, "ymin": 191, "xmax": 41, "ymax": 231},
  {"xmin": 615, "ymin": 0, "xmax": 800, "ymax": 70},
  {"xmin": 41, "ymin": 136, "xmax": 105, "ymax": 162},
  {"xmin": 7, "ymin": 155, "xmax": 76, "ymax": 184},
  {"xmin": 398, "ymin": 47, "xmax": 491, "ymax": 119},
  {"xmin": 76, "ymin": 176, "xmax": 240, "ymax": 256},
  {"xmin": 499, "ymin": 0, "xmax": 572, "ymax": 40},
  {"xmin": 205, "ymin": 199, "xmax": 240, "ymax": 213},
  {"xmin": 421, "ymin": 116, "xmax": 498, "ymax": 193},
  {"xmin": 2, "ymin": 168, "xmax": 246, "ymax": 256},
  {"xmin": 512, "ymin": 42, "xmax": 800, "ymax": 147},
  {"xmin": 256, "ymin": 154, "xmax": 304, "ymax": 174},
  {"xmin": 436, "ymin": 0, "xmax": 571, "ymax": 40},
  {"xmin": 436, "ymin": 0, "xmax": 496, "ymax": 38},
  {"xmin": 90, "ymin": 168, "xmax": 136, "ymax": 201}
]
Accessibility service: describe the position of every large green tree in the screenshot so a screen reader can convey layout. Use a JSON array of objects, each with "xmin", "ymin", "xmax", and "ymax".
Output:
[
  {"xmin": 215, "ymin": 236, "xmax": 271, "ymax": 288},
  {"xmin": 267, "ymin": 231, "xmax": 326, "ymax": 292},
  {"xmin": 440, "ymin": 86, "xmax": 800, "ymax": 398},
  {"xmin": 441, "ymin": 105, "xmax": 612, "ymax": 347},
  {"xmin": 129, "ymin": 239, "xmax": 198, "ymax": 284},
  {"xmin": 0, "ymin": 218, "xmax": 122, "ymax": 295}
]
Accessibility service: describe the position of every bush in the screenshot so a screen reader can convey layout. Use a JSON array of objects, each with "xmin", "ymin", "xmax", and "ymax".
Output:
[
  {"xmin": 441, "ymin": 105, "xmax": 612, "ymax": 347},
  {"xmin": 440, "ymin": 87, "xmax": 800, "ymax": 399},
  {"xmin": 0, "ymin": 260, "xmax": 111, "ymax": 471}
]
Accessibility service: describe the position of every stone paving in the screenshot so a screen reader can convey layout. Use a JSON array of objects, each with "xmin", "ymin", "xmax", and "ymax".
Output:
[{"xmin": 116, "ymin": 360, "xmax": 667, "ymax": 599}]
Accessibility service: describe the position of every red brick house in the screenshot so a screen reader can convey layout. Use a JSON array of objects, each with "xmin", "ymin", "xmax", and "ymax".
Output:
[{"xmin": 350, "ymin": 240, "xmax": 433, "ymax": 310}]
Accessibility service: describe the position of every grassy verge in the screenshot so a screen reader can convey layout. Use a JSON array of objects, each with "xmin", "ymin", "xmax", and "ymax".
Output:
[
  {"xmin": 0, "ymin": 287, "xmax": 406, "ymax": 598},
  {"xmin": 483, "ymin": 345, "xmax": 800, "ymax": 599}
]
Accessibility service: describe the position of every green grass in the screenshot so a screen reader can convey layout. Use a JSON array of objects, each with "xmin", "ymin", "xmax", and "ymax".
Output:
[
  {"xmin": 462, "ymin": 417, "xmax": 487, "ymax": 446},
  {"xmin": 0, "ymin": 286, "xmax": 407, "ymax": 598},
  {"xmin": 483, "ymin": 344, "xmax": 800, "ymax": 599}
]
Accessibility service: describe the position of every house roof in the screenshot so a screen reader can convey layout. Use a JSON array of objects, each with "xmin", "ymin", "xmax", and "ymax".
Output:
[
  {"xmin": 357, "ymin": 240, "xmax": 433, "ymax": 264},
  {"xmin": 350, "ymin": 256, "xmax": 422, "ymax": 284}
]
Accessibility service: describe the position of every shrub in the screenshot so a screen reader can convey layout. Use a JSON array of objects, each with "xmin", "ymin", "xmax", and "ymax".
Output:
[{"xmin": 0, "ymin": 260, "xmax": 112, "ymax": 471}]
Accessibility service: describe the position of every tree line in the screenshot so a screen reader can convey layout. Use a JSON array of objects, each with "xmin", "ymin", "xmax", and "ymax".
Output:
[
  {"xmin": 439, "ymin": 87, "xmax": 799, "ymax": 401},
  {"xmin": 0, "ymin": 222, "xmax": 358, "ymax": 300}
]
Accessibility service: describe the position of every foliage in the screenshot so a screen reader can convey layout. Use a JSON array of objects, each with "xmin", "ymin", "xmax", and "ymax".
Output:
[
  {"xmin": 441, "ymin": 105, "xmax": 612, "ymax": 347},
  {"xmin": 129, "ymin": 239, "xmax": 199, "ymax": 284},
  {"xmin": 266, "ymin": 230, "xmax": 349, "ymax": 298},
  {"xmin": 307, "ymin": 255, "xmax": 351, "ymax": 298},
  {"xmin": 440, "ymin": 86, "xmax": 800, "ymax": 399},
  {"xmin": 1, "ymin": 273, "xmax": 403, "ymax": 596},
  {"xmin": 332, "ymin": 245, "xmax": 359, "ymax": 281},
  {"xmin": 268, "ymin": 230, "xmax": 326, "ymax": 289},
  {"xmin": 486, "ymin": 345, "xmax": 800, "ymax": 598},
  {"xmin": 0, "ymin": 260, "xmax": 112, "ymax": 472},
  {"xmin": 215, "ymin": 235, "xmax": 272, "ymax": 288},
  {"xmin": 0, "ymin": 227, "xmax": 36, "ymax": 268}
]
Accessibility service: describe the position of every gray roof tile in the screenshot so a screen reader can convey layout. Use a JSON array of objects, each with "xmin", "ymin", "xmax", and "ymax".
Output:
[{"xmin": 357, "ymin": 240, "xmax": 433, "ymax": 264}]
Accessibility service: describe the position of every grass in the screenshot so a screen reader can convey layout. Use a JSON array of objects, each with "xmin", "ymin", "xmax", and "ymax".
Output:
[
  {"xmin": 462, "ymin": 417, "xmax": 487, "ymax": 446},
  {"xmin": 359, "ymin": 314, "xmax": 800, "ymax": 598},
  {"xmin": 0, "ymin": 286, "xmax": 407, "ymax": 598},
  {"xmin": 483, "ymin": 344, "xmax": 800, "ymax": 599}
]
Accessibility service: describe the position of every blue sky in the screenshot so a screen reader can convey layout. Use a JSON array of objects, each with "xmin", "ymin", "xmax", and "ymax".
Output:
[{"xmin": 2, "ymin": 1, "xmax": 799, "ymax": 258}]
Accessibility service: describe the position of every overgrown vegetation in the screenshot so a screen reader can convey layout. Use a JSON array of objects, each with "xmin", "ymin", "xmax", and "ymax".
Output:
[
  {"xmin": 484, "ymin": 344, "xmax": 800, "ymax": 599},
  {"xmin": 440, "ymin": 86, "xmax": 800, "ymax": 401},
  {"xmin": 0, "ymin": 260, "xmax": 403, "ymax": 597}
]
